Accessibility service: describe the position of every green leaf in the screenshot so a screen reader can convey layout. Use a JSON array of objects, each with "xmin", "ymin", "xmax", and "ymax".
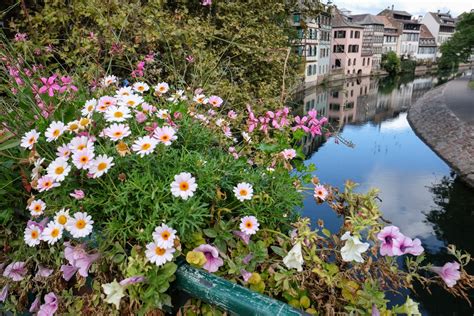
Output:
[
  {"xmin": 270, "ymin": 246, "xmax": 286, "ymax": 257},
  {"xmin": 203, "ymin": 228, "xmax": 217, "ymax": 238},
  {"xmin": 0, "ymin": 138, "xmax": 20, "ymax": 151}
]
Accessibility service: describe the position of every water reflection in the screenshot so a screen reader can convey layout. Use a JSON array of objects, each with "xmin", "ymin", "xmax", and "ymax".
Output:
[{"xmin": 294, "ymin": 75, "xmax": 474, "ymax": 313}]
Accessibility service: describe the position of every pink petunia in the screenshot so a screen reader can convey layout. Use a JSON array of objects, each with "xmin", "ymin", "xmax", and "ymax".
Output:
[
  {"xmin": 377, "ymin": 226, "xmax": 404, "ymax": 256},
  {"xmin": 431, "ymin": 261, "xmax": 461, "ymax": 288},
  {"xmin": 233, "ymin": 231, "xmax": 250, "ymax": 245},
  {"xmin": 396, "ymin": 236, "xmax": 424, "ymax": 256},
  {"xmin": 0, "ymin": 285, "xmax": 9, "ymax": 302},
  {"xmin": 69, "ymin": 189, "xmax": 85, "ymax": 200},
  {"xmin": 193, "ymin": 244, "xmax": 223, "ymax": 273},
  {"xmin": 61, "ymin": 243, "xmax": 99, "ymax": 280},
  {"xmin": 119, "ymin": 276, "xmax": 146, "ymax": 286},
  {"xmin": 241, "ymin": 269, "xmax": 252, "ymax": 282},
  {"xmin": 38, "ymin": 292, "xmax": 58, "ymax": 316},
  {"xmin": 3, "ymin": 262, "xmax": 27, "ymax": 281}
]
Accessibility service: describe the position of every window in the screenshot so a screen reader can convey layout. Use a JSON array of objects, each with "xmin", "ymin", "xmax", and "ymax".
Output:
[
  {"xmin": 293, "ymin": 14, "xmax": 300, "ymax": 23},
  {"xmin": 334, "ymin": 30, "xmax": 346, "ymax": 38},
  {"xmin": 333, "ymin": 45, "xmax": 345, "ymax": 53},
  {"xmin": 332, "ymin": 90, "xmax": 339, "ymax": 98},
  {"xmin": 348, "ymin": 45, "xmax": 359, "ymax": 53},
  {"xmin": 350, "ymin": 30, "xmax": 354, "ymax": 38},
  {"xmin": 353, "ymin": 58, "xmax": 356, "ymax": 66},
  {"xmin": 297, "ymin": 29, "xmax": 304, "ymax": 39},
  {"xmin": 367, "ymin": 58, "xmax": 370, "ymax": 65},
  {"xmin": 307, "ymin": 65, "xmax": 312, "ymax": 76},
  {"xmin": 330, "ymin": 103, "xmax": 341, "ymax": 111},
  {"xmin": 347, "ymin": 70, "xmax": 350, "ymax": 74},
  {"xmin": 362, "ymin": 58, "xmax": 365, "ymax": 66},
  {"xmin": 335, "ymin": 59, "xmax": 341, "ymax": 68},
  {"xmin": 350, "ymin": 90, "xmax": 354, "ymax": 97},
  {"xmin": 354, "ymin": 31, "xmax": 360, "ymax": 38},
  {"xmin": 295, "ymin": 46, "xmax": 303, "ymax": 56},
  {"xmin": 348, "ymin": 59, "xmax": 351, "ymax": 66}
]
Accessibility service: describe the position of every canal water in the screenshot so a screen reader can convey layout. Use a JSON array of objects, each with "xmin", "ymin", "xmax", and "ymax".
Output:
[{"xmin": 294, "ymin": 75, "xmax": 474, "ymax": 314}]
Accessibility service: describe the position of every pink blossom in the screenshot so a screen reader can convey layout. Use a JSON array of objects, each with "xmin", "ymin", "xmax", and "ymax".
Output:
[
  {"xmin": 38, "ymin": 75, "xmax": 61, "ymax": 97},
  {"xmin": 186, "ymin": 55, "xmax": 195, "ymax": 63},
  {"xmin": 228, "ymin": 110, "xmax": 237, "ymax": 120},
  {"xmin": 3, "ymin": 262, "xmax": 27, "ymax": 281},
  {"xmin": 208, "ymin": 95, "xmax": 223, "ymax": 108},
  {"xmin": 292, "ymin": 116, "xmax": 309, "ymax": 132},
  {"xmin": 241, "ymin": 269, "xmax": 252, "ymax": 282},
  {"xmin": 70, "ymin": 189, "xmax": 85, "ymax": 200},
  {"xmin": 0, "ymin": 285, "xmax": 8, "ymax": 302},
  {"xmin": 135, "ymin": 111, "xmax": 147, "ymax": 123},
  {"xmin": 14, "ymin": 33, "xmax": 28, "ymax": 42},
  {"xmin": 28, "ymin": 218, "xmax": 49, "ymax": 231},
  {"xmin": 243, "ymin": 253, "xmax": 253, "ymax": 264},
  {"xmin": 119, "ymin": 276, "xmax": 146, "ymax": 286},
  {"xmin": 145, "ymin": 122, "xmax": 159, "ymax": 136},
  {"xmin": 377, "ymin": 226, "xmax": 404, "ymax": 256},
  {"xmin": 259, "ymin": 116, "xmax": 270, "ymax": 134},
  {"xmin": 144, "ymin": 52, "xmax": 155, "ymax": 63},
  {"xmin": 246, "ymin": 105, "xmax": 259, "ymax": 132},
  {"xmin": 60, "ymin": 265, "xmax": 79, "ymax": 281},
  {"xmin": 36, "ymin": 265, "xmax": 54, "ymax": 278},
  {"xmin": 396, "ymin": 236, "xmax": 424, "ymax": 256},
  {"xmin": 61, "ymin": 243, "xmax": 99, "ymax": 280},
  {"xmin": 431, "ymin": 262, "xmax": 461, "ymax": 288},
  {"xmin": 281, "ymin": 149, "xmax": 296, "ymax": 160},
  {"xmin": 59, "ymin": 76, "xmax": 78, "ymax": 93},
  {"xmin": 38, "ymin": 292, "xmax": 58, "ymax": 316},
  {"xmin": 233, "ymin": 230, "xmax": 250, "ymax": 245},
  {"xmin": 29, "ymin": 296, "xmax": 41, "ymax": 312},
  {"xmin": 201, "ymin": 0, "xmax": 212, "ymax": 6},
  {"xmin": 193, "ymin": 244, "xmax": 223, "ymax": 273},
  {"xmin": 173, "ymin": 112, "xmax": 182, "ymax": 120}
]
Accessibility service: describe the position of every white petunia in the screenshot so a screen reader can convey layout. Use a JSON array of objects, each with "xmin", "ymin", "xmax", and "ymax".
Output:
[
  {"xmin": 45, "ymin": 121, "xmax": 66, "ymax": 142},
  {"xmin": 28, "ymin": 199, "xmax": 46, "ymax": 217},
  {"xmin": 153, "ymin": 126, "xmax": 177, "ymax": 146},
  {"xmin": 41, "ymin": 222, "xmax": 63, "ymax": 245},
  {"xmin": 81, "ymin": 99, "xmax": 97, "ymax": 116},
  {"xmin": 154, "ymin": 82, "xmax": 169, "ymax": 95},
  {"xmin": 340, "ymin": 231, "xmax": 370, "ymax": 263},
  {"xmin": 66, "ymin": 212, "xmax": 94, "ymax": 238},
  {"xmin": 72, "ymin": 148, "xmax": 95, "ymax": 170},
  {"xmin": 46, "ymin": 157, "xmax": 71, "ymax": 182},
  {"xmin": 89, "ymin": 155, "xmax": 114, "ymax": 178},
  {"xmin": 152, "ymin": 224, "xmax": 177, "ymax": 249},
  {"xmin": 102, "ymin": 280, "xmax": 125, "ymax": 310},
  {"xmin": 103, "ymin": 123, "xmax": 131, "ymax": 141},
  {"xmin": 239, "ymin": 216, "xmax": 260, "ymax": 235},
  {"xmin": 145, "ymin": 241, "xmax": 175, "ymax": 266},
  {"xmin": 104, "ymin": 105, "xmax": 132, "ymax": 123},
  {"xmin": 132, "ymin": 82, "xmax": 149, "ymax": 93},
  {"xmin": 54, "ymin": 209, "xmax": 70, "ymax": 227},
  {"xmin": 119, "ymin": 94, "xmax": 143, "ymax": 108},
  {"xmin": 131, "ymin": 136, "xmax": 158, "ymax": 157},
  {"xmin": 24, "ymin": 225, "xmax": 42, "ymax": 247},
  {"xmin": 233, "ymin": 182, "xmax": 254, "ymax": 202},
  {"xmin": 283, "ymin": 242, "xmax": 304, "ymax": 272},
  {"xmin": 20, "ymin": 130, "xmax": 40, "ymax": 150},
  {"xmin": 170, "ymin": 172, "xmax": 197, "ymax": 200}
]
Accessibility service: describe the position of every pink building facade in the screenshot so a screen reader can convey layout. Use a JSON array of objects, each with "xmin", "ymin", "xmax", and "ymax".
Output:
[{"xmin": 330, "ymin": 9, "xmax": 372, "ymax": 77}]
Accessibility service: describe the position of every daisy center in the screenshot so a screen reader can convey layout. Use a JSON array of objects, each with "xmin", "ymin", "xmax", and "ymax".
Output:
[
  {"xmin": 127, "ymin": 101, "xmax": 135, "ymax": 106},
  {"xmin": 34, "ymin": 205, "xmax": 41, "ymax": 212},
  {"xmin": 114, "ymin": 111, "xmax": 124, "ymax": 118},
  {"xmin": 159, "ymin": 87, "xmax": 165, "ymax": 92},
  {"xmin": 87, "ymin": 105, "xmax": 94, "ymax": 111},
  {"xmin": 80, "ymin": 118, "xmax": 90, "ymax": 126},
  {"xmin": 28, "ymin": 137, "xmax": 35, "ymax": 144},
  {"xmin": 161, "ymin": 135, "xmax": 170, "ymax": 141},
  {"xmin": 161, "ymin": 232, "xmax": 170, "ymax": 240},
  {"xmin": 122, "ymin": 92, "xmax": 130, "ymax": 96},
  {"xmin": 155, "ymin": 247, "xmax": 166, "ymax": 256},
  {"xmin": 141, "ymin": 143, "xmax": 151, "ymax": 150},
  {"xmin": 104, "ymin": 101, "xmax": 112, "ymax": 106},
  {"xmin": 138, "ymin": 86, "xmax": 144, "ymax": 91},
  {"xmin": 179, "ymin": 182, "xmax": 189, "ymax": 191},
  {"xmin": 80, "ymin": 156, "xmax": 89, "ymax": 164},
  {"xmin": 245, "ymin": 222, "xmax": 253, "ymax": 228},
  {"xmin": 44, "ymin": 181, "xmax": 52, "ymax": 187},
  {"xmin": 78, "ymin": 144, "xmax": 86, "ymax": 150},
  {"xmin": 51, "ymin": 228, "xmax": 60, "ymax": 238},
  {"xmin": 75, "ymin": 219, "xmax": 86, "ymax": 229},
  {"xmin": 317, "ymin": 190, "xmax": 323, "ymax": 195},
  {"xmin": 53, "ymin": 129, "xmax": 60, "ymax": 137},
  {"xmin": 55, "ymin": 166, "xmax": 64, "ymax": 175},
  {"xmin": 97, "ymin": 162, "xmax": 108, "ymax": 171},
  {"xmin": 31, "ymin": 230, "xmax": 39, "ymax": 239},
  {"xmin": 239, "ymin": 189, "xmax": 248, "ymax": 196},
  {"xmin": 58, "ymin": 215, "xmax": 68, "ymax": 225},
  {"xmin": 114, "ymin": 131, "xmax": 123, "ymax": 137}
]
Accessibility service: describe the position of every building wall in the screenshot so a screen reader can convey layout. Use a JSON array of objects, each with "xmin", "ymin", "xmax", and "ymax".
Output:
[
  {"xmin": 400, "ymin": 31, "xmax": 419, "ymax": 58},
  {"xmin": 421, "ymin": 14, "xmax": 440, "ymax": 39},
  {"xmin": 330, "ymin": 27, "xmax": 371, "ymax": 76}
]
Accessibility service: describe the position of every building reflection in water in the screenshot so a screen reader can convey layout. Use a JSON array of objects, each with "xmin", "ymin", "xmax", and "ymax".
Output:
[{"xmin": 292, "ymin": 75, "xmax": 438, "ymax": 156}]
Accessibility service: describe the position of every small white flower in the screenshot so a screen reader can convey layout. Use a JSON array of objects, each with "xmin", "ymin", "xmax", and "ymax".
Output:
[
  {"xmin": 56, "ymin": 144, "xmax": 72, "ymax": 158},
  {"xmin": 152, "ymin": 224, "xmax": 177, "ymax": 249},
  {"xmin": 193, "ymin": 94, "xmax": 208, "ymax": 104},
  {"xmin": 145, "ymin": 241, "xmax": 175, "ymax": 266},
  {"xmin": 68, "ymin": 136, "xmax": 94, "ymax": 153},
  {"xmin": 283, "ymin": 242, "xmax": 304, "ymax": 272},
  {"xmin": 66, "ymin": 212, "xmax": 94, "ymax": 238},
  {"xmin": 132, "ymin": 82, "xmax": 149, "ymax": 93},
  {"xmin": 28, "ymin": 199, "xmax": 46, "ymax": 217},
  {"xmin": 46, "ymin": 157, "xmax": 71, "ymax": 182},
  {"xmin": 41, "ymin": 222, "xmax": 63, "ymax": 245},
  {"xmin": 281, "ymin": 149, "xmax": 296, "ymax": 160},
  {"xmin": 115, "ymin": 87, "xmax": 133, "ymax": 98},
  {"xmin": 37, "ymin": 175, "xmax": 59, "ymax": 192},
  {"xmin": 154, "ymin": 126, "xmax": 177, "ymax": 146},
  {"xmin": 239, "ymin": 216, "xmax": 260, "ymax": 235},
  {"xmin": 154, "ymin": 82, "xmax": 169, "ymax": 95},
  {"xmin": 156, "ymin": 109, "xmax": 169, "ymax": 119},
  {"xmin": 102, "ymin": 280, "xmax": 125, "ymax": 310},
  {"xmin": 103, "ymin": 123, "xmax": 131, "ymax": 141},
  {"xmin": 31, "ymin": 157, "xmax": 45, "ymax": 180},
  {"xmin": 131, "ymin": 136, "xmax": 158, "ymax": 157},
  {"xmin": 81, "ymin": 99, "xmax": 97, "ymax": 116},
  {"xmin": 24, "ymin": 225, "xmax": 42, "ymax": 247},
  {"xmin": 72, "ymin": 148, "xmax": 95, "ymax": 170},
  {"xmin": 104, "ymin": 105, "xmax": 132, "ymax": 122},
  {"xmin": 241, "ymin": 132, "xmax": 251, "ymax": 143},
  {"xmin": 89, "ymin": 155, "xmax": 114, "ymax": 178},
  {"xmin": 119, "ymin": 94, "xmax": 143, "ymax": 108},
  {"xmin": 54, "ymin": 209, "xmax": 70, "ymax": 227},
  {"xmin": 67, "ymin": 120, "xmax": 81, "ymax": 133},
  {"xmin": 170, "ymin": 172, "xmax": 198, "ymax": 200},
  {"xmin": 97, "ymin": 96, "xmax": 117, "ymax": 112},
  {"xmin": 101, "ymin": 75, "xmax": 117, "ymax": 87},
  {"xmin": 45, "ymin": 121, "xmax": 66, "ymax": 142},
  {"xmin": 314, "ymin": 185, "xmax": 328, "ymax": 201},
  {"xmin": 20, "ymin": 130, "xmax": 40, "ymax": 150},
  {"xmin": 167, "ymin": 89, "xmax": 187, "ymax": 103},
  {"xmin": 340, "ymin": 231, "xmax": 370, "ymax": 263},
  {"xmin": 233, "ymin": 182, "xmax": 254, "ymax": 202}
]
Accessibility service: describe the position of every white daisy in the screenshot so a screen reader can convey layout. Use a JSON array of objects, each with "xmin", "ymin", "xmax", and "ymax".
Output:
[
  {"xmin": 67, "ymin": 212, "xmax": 94, "ymax": 238},
  {"xmin": 314, "ymin": 185, "xmax": 328, "ymax": 201},
  {"xmin": 131, "ymin": 136, "xmax": 158, "ymax": 157},
  {"xmin": 170, "ymin": 172, "xmax": 197, "ymax": 200},
  {"xmin": 81, "ymin": 99, "xmax": 97, "ymax": 117},
  {"xmin": 24, "ymin": 225, "xmax": 42, "ymax": 247},
  {"xmin": 156, "ymin": 109, "xmax": 169, "ymax": 119},
  {"xmin": 89, "ymin": 155, "xmax": 114, "ymax": 178},
  {"xmin": 37, "ymin": 175, "xmax": 59, "ymax": 192},
  {"xmin": 104, "ymin": 105, "xmax": 132, "ymax": 122},
  {"xmin": 54, "ymin": 209, "xmax": 70, "ymax": 227},
  {"xmin": 41, "ymin": 222, "xmax": 63, "ymax": 245},
  {"xmin": 31, "ymin": 157, "xmax": 45, "ymax": 180},
  {"xmin": 46, "ymin": 157, "xmax": 71, "ymax": 182},
  {"xmin": 132, "ymin": 82, "xmax": 149, "ymax": 93},
  {"xmin": 68, "ymin": 136, "xmax": 94, "ymax": 153},
  {"xmin": 20, "ymin": 130, "xmax": 40, "ymax": 150},
  {"xmin": 97, "ymin": 96, "xmax": 117, "ymax": 112},
  {"xmin": 233, "ymin": 182, "xmax": 254, "ymax": 202},
  {"xmin": 154, "ymin": 82, "xmax": 169, "ymax": 95},
  {"xmin": 101, "ymin": 75, "xmax": 118, "ymax": 87},
  {"xmin": 67, "ymin": 120, "xmax": 81, "ymax": 133},
  {"xmin": 28, "ymin": 199, "xmax": 46, "ymax": 217},
  {"xmin": 103, "ymin": 123, "xmax": 131, "ymax": 141},
  {"xmin": 56, "ymin": 144, "xmax": 72, "ymax": 158},
  {"xmin": 72, "ymin": 148, "xmax": 95, "ymax": 170},
  {"xmin": 153, "ymin": 126, "xmax": 177, "ymax": 146},
  {"xmin": 115, "ymin": 86, "xmax": 133, "ymax": 98},
  {"xmin": 239, "ymin": 216, "xmax": 260, "ymax": 235},
  {"xmin": 145, "ymin": 241, "xmax": 175, "ymax": 266},
  {"xmin": 119, "ymin": 94, "xmax": 143, "ymax": 108},
  {"xmin": 78, "ymin": 117, "xmax": 91, "ymax": 129},
  {"xmin": 167, "ymin": 89, "xmax": 187, "ymax": 103},
  {"xmin": 45, "ymin": 121, "xmax": 66, "ymax": 142},
  {"xmin": 193, "ymin": 94, "xmax": 208, "ymax": 104},
  {"xmin": 152, "ymin": 224, "xmax": 177, "ymax": 249}
]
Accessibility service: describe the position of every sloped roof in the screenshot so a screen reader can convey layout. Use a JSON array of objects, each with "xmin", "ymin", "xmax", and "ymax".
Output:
[
  {"xmin": 428, "ymin": 12, "xmax": 456, "ymax": 26},
  {"xmin": 420, "ymin": 24, "xmax": 434, "ymax": 39},
  {"xmin": 350, "ymin": 14, "xmax": 384, "ymax": 25},
  {"xmin": 375, "ymin": 16, "xmax": 402, "ymax": 34},
  {"xmin": 332, "ymin": 8, "xmax": 364, "ymax": 28},
  {"xmin": 378, "ymin": 9, "xmax": 412, "ymax": 17}
]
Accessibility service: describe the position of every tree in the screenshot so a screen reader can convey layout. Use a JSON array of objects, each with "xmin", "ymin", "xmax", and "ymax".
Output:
[{"xmin": 381, "ymin": 51, "xmax": 400, "ymax": 75}]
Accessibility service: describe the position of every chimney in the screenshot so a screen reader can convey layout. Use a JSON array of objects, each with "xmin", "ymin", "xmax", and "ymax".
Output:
[
  {"xmin": 391, "ymin": 5, "xmax": 394, "ymax": 12},
  {"xmin": 437, "ymin": 10, "xmax": 440, "ymax": 14}
]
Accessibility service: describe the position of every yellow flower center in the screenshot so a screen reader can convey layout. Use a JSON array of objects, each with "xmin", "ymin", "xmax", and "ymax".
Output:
[
  {"xmin": 179, "ymin": 182, "xmax": 189, "ymax": 191},
  {"xmin": 87, "ymin": 105, "xmax": 94, "ymax": 111},
  {"xmin": 127, "ymin": 100, "xmax": 135, "ymax": 106},
  {"xmin": 28, "ymin": 137, "xmax": 35, "ymax": 144},
  {"xmin": 80, "ymin": 156, "xmax": 89, "ymax": 164},
  {"xmin": 161, "ymin": 231, "xmax": 170, "ymax": 240},
  {"xmin": 31, "ymin": 230, "xmax": 39, "ymax": 239},
  {"xmin": 79, "ymin": 118, "xmax": 90, "ymax": 126},
  {"xmin": 44, "ymin": 181, "xmax": 52, "ymax": 187},
  {"xmin": 161, "ymin": 134, "xmax": 170, "ymax": 141},
  {"xmin": 34, "ymin": 205, "xmax": 41, "ymax": 212},
  {"xmin": 239, "ymin": 189, "xmax": 248, "ymax": 196},
  {"xmin": 51, "ymin": 228, "xmax": 60, "ymax": 238},
  {"xmin": 78, "ymin": 144, "xmax": 86, "ymax": 150},
  {"xmin": 104, "ymin": 101, "xmax": 112, "ymax": 106},
  {"xmin": 53, "ymin": 129, "xmax": 60, "ymax": 137},
  {"xmin": 159, "ymin": 86, "xmax": 165, "ymax": 92},
  {"xmin": 141, "ymin": 143, "xmax": 151, "ymax": 151},
  {"xmin": 55, "ymin": 166, "xmax": 64, "ymax": 175},
  {"xmin": 114, "ymin": 111, "xmax": 124, "ymax": 118},
  {"xmin": 245, "ymin": 221, "xmax": 253, "ymax": 228},
  {"xmin": 114, "ymin": 131, "xmax": 123, "ymax": 137},
  {"xmin": 155, "ymin": 247, "xmax": 166, "ymax": 256},
  {"xmin": 122, "ymin": 92, "xmax": 130, "ymax": 96},
  {"xmin": 58, "ymin": 215, "xmax": 68, "ymax": 225},
  {"xmin": 97, "ymin": 162, "xmax": 107, "ymax": 171},
  {"xmin": 69, "ymin": 123, "xmax": 79, "ymax": 130},
  {"xmin": 138, "ymin": 86, "xmax": 144, "ymax": 91},
  {"xmin": 75, "ymin": 219, "xmax": 86, "ymax": 229}
]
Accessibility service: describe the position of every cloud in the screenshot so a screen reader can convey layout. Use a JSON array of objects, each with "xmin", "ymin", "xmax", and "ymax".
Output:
[
  {"xmin": 380, "ymin": 113, "xmax": 411, "ymax": 133},
  {"xmin": 332, "ymin": 0, "xmax": 471, "ymax": 18}
]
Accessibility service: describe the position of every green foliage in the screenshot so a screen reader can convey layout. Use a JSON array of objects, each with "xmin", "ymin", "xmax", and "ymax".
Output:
[
  {"xmin": 381, "ymin": 51, "xmax": 400, "ymax": 76},
  {"xmin": 400, "ymin": 59, "xmax": 416, "ymax": 74}
]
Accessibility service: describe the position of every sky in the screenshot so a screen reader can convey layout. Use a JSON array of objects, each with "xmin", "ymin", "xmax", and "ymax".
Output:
[{"xmin": 329, "ymin": 0, "xmax": 472, "ymax": 18}]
